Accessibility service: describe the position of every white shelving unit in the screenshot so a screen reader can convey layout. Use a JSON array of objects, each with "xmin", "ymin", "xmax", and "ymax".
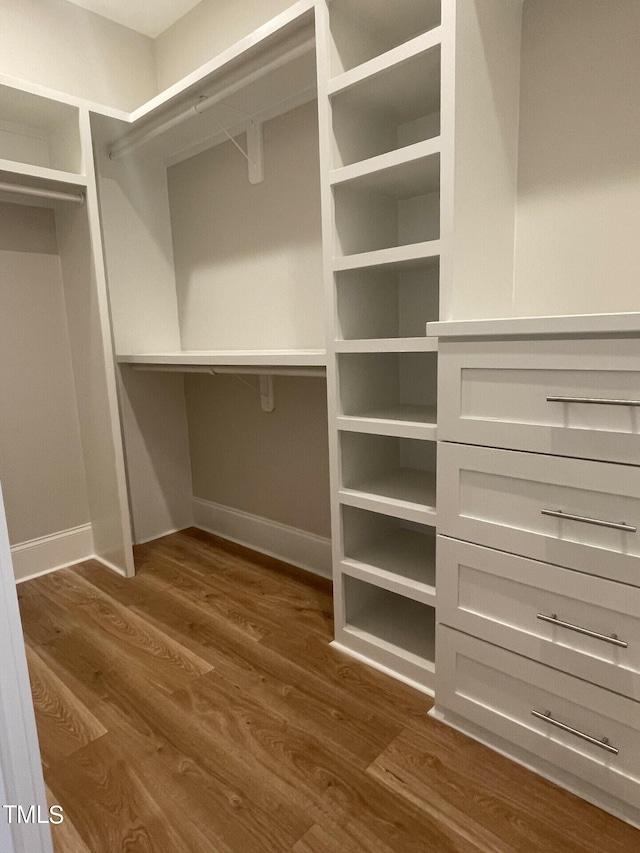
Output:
[
  {"xmin": 317, "ymin": 0, "xmax": 442, "ymax": 693},
  {"xmin": 0, "ymin": 80, "xmax": 133, "ymax": 578},
  {"xmin": 90, "ymin": 0, "xmax": 327, "ymax": 546}
]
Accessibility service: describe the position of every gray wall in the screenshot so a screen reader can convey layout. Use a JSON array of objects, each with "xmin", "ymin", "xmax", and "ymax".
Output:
[
  {"xmin": 186, "ymin": 374, "xmax": 330, "ymax": 537},
  {"xmin": 0, "ymin": 203, "xmax": 90, "ymax": 544}
]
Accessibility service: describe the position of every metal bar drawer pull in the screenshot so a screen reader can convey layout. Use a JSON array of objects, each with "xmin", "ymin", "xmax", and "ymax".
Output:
[
  {"xmin": 536, "ymin": 613, "xmax": 628, "ymax": 648},
  {"xmin": 531, "ymin": 710, "xmax": 619, "ymax": 755},
  {"xmin": 541, "ymin": 508, "xmax": 637, "ymax": 533},
  {"xmin": 547, "ymin": 395, "xmax": 640, "ymax": 407}
]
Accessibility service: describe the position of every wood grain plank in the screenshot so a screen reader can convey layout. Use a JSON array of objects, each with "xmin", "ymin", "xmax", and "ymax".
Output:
[
  {"xmin": 45, "ymin": 735, "xmax": 207, "ymax": 853},
  {"xmin": 46, "ymin": 784, "xmax": 92, "ymax": 853},
  {"xmin": 17, "ymin": 582, "xmax": 74, "ymax": 646},
  {"xmin": 137, "ymin": 528, "xmax": 334, "ymax": 639},
  {"xmin": 262, "ymin": 630, "xmax": 434, "ymax": 735},
  {"xmin": 37, "ymin": 636, "xmax": 314, "ymax": 852},
  {"xmin": 25, "ymin": 645, "xmax": 107, "ymax": 767},
  {"xmin": 35, "ymin": 569, "xmax": 213, "ymax": 694},
  {"xmin": 128, "ymin": 594, "xmax": 403, "ymax": 768},
  {"xmin": 368, "ymin": 723, "xmax": 640, "ymax": 853},
  {"xmin": 18, "ymin": 531, "xmax": 640, "ymax": 852},
  {"xmin": 171, "ymin": 670, "xmax": 480, "ymax": 853}
]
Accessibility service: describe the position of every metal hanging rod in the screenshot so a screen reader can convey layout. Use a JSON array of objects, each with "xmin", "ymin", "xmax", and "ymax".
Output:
[
  {"xmin": 0, "ymin": 181, "xmax": 84, "ymax": 205},
  {"xmin": 108, "ymin": 36, "xmax": 316, "ymax": 161}
]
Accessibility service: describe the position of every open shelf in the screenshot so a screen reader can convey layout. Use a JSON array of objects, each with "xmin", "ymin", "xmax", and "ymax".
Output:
[
  {"xmin": 0, "ymin": 84, "xmax": 82, "ymax": 175},
  {"xmin": 343, "ymin": 575, "xmax": 436, "ymax": 675},
  {"xmin": 331, "ymin": 139, "xmax": 440, "ymax": 196},
  {"xmin": 329, "ymin": 0, "xmax": 441, "ymax": 76},
  {"xmin": 333, "ymin": 241, "xmax": 440, "ymax": 272},
  {"xmin": 116, "ymin": 350, "xmax": 326, "ymax": 369},
  {"xmin": 339, "ymin": 432, "xmax": 437, "ymax": 522},
  {"xmin": 334, "ymin": 169, "xmax": 439, "ymax": 258},
  {"xmin": 342, "ymin": 504, "xmax": 436, "ymax": 600},
  {"xmin": 107, "ymin": 4, "xmax": 317, "ymax": 167},
  {"xmin": 330, "ymin": 38, "xmax": 441, "ymax": 168},
  {"xmin": 337, "ymin": 351, "xmax": 437, "ymax": 431},
  {"xmin": 336, "ymin": 260, "xmax": 439, "ymax": 341}
]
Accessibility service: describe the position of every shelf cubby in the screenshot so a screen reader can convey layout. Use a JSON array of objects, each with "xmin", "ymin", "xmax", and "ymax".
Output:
[
  {"xmin": 337, "ymin": 351, "xmax": 437, "ymax": 432},
  {"xmin": 0, "ymin": 85, "xmax": 82, "ymax": 175},
  {"xmin": 330, "ymin": 40, "xmax": 441, "ymax": 168},
  {"xmin": 342, "ymin": 505, "xmax": 436, "ymax": 599},
  {"xmin": 332, "ymin": 152, "xmax": 440, "ymax": 257},
  {"xmin": 342, "ymin": 575, "xmax": 436, "ymax": 677},
  {"xmin": 329, "ymin": 0, "xmax": 441, "ymax": 76},
  {"xmin": 335, "ymin": 259, "xmax": 439, "ymax": 341},
  {"xmin": 339, "ymin": 432, "xmax": 437, "ymax": 522}
]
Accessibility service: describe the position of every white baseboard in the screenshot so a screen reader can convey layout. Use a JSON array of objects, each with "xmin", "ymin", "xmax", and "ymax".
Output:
[
  {"xmin": 192, "ymin": 497, "xmax": 332, "ymax": 579},
  {"xmin": 12, "ymin": 524, "xmax": 94, "ymax": 583}
]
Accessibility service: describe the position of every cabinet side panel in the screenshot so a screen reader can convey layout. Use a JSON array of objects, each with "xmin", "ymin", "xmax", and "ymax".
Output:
[
  {"xmin": 118, "ymin": 369, "xmax": 194, "ymax": 544},
  {"xmin": 57, "ymin": 187, "xmax": 133, "ymax": 574},
  {"xmin": 441, "ymin": 0, "xmax": 522, "ymax": 321},
  {"xmin": 95, "ymin": 145, "xmax": 182, "ymax": 355},
  {"xmin": 514, "ymin": 0, "xmax": 640, "ymax": 316}
]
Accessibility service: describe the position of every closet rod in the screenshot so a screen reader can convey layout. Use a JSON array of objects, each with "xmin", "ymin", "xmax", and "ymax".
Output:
[
  {"xmin": 0, "ymin": 181, "xmax": 84, "ymax": 204},
  {"xmin": 108, "ymin": 35, "xmax": 316, "ymax": 161}
]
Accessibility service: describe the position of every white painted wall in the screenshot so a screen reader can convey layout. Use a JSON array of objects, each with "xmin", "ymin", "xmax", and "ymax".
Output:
[
  {"xmin": 0, "ymin": 0, "xmax": 157, "ymax": 110},
  {"xmin": 0, "ymin": 203, "xmax": 90, "ymax": 547},
  {"xmin": 168, "ymin": 101, "xmax": 324, "ymax": 350},
  {"xmin": 154, "ymin": 0, "xmax": 298, "ymax": 91},
  {"xmin": 513, "ymin": 0, "xmax": 640, "ymax": 316}
]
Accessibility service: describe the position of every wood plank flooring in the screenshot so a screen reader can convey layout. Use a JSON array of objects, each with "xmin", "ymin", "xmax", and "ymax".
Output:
[{"xmin": 17, "ymin": 528, "xmax": 640, "ymax": 852}]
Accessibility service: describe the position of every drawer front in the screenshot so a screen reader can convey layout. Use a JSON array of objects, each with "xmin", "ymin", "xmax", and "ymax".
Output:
[
  {"xmin": 437, "ymin": 626, "xmax": 640, "ymax": 810},
  {"xmin": 438, "ymin": 443, "xmax": 640, "ymax": 586},
  {"xmin": 437, "ymin": 536, "xmax": 640, "ymax": 700},
  {"xmin": 438, "ymin": 338, "xmax": 640, "ymax": 464}
]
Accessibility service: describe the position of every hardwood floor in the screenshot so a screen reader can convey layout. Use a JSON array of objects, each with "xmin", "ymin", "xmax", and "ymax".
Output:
[{"xmin": 17, "ymin": 528, "xmax": 640, "ymax": 852}]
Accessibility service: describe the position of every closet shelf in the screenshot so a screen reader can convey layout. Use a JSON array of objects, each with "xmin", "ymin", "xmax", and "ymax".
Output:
[
  {"xmin": 108, "ymin": 2, "xmax": 317, "ymax": 165},
  {"xmin": 116, "ymin": 350, "xmax": 327, "ymax": 368},
  {"xmin": 0, "ymin": 160, "xmax": 86, "ymax": 189},
  {"xmin": 342, "ymin": 581, "xmax": 436, "ymax": 679},
  {"xmin": 328, "ymin": 28, "xmax": 441, "ymax": 101},
  {"xmin": 334, "ymin": 241, "xmax": 440, "ymax": 272},
  {"xmin": 341, "ymin": 555, "xmax": 436, "ymax": 605},
  {"xmin": 335, "ymin": 337, "xmax": 438, "ymax": 353},
  {"xmin": 339, "ymin": 474, "xmax": 437, "ymax": 525},
  {"xmin": 330, "ymin": 138, "xmax": 440, "ymax": 196},
  {"xmin": 337, "ymin": 414, "xmax": 437, "ymax": 441}
]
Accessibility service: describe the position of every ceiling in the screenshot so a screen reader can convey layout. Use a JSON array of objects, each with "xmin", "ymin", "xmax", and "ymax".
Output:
[{"xmin": 64, "ymin": 0, "xmax": 204, "ymax": 38}]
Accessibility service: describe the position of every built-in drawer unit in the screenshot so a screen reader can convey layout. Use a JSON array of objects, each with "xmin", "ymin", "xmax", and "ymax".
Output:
[
  {"xmin": 438, "ymin": 338, "xmax": 640, "ymax": 465},
  {"xmin": 437, "ymin": 626, "xmax": 640, "ymax": 813},
  {"xmin": 438, "ymin": 442, "xmax": 640, "ymax": 586},
  {"xmin": 438, "ymin": 536, "xmax": 640, "ymax": 700}
]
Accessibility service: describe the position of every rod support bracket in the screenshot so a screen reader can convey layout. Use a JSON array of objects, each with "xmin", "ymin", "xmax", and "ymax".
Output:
[
  {"xmin": 260, "ymin": 374, "xmax": 274, "ymax": 412},
  {"xmin": 247, "ymin": 120, "xmax": 264, "ymax": 184}
]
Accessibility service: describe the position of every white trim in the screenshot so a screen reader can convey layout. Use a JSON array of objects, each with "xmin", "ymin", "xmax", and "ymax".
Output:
[
  {"xmin": 429, "ymin": 706, "xmax": 640, "ymax": 831},
  {"xmin": 192, "ymin": 498, "xmax": 332, "ymax": 579},
  {"xmin": 0, "ymin": 486, "xmax": 53, "ymax": 853},
  {"xmin": 427, "ymin": 311, "xmax": 640, "ymax": 339},
  {"xmin": 12, "ymin": 524, "xmax": 94, "ymax": 583},
  {"xmin": 92, "ymin": 556, "xmax": 128, "ymax": 578},
  {"xmin": 330, "ymin": 641, "xmax": 434, "ymax": 698}
]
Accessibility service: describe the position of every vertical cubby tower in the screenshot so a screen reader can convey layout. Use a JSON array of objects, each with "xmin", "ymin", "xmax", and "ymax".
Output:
[{"xmin": 317, "ymin": 0, "xmax": 443, "ymax": 692}]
